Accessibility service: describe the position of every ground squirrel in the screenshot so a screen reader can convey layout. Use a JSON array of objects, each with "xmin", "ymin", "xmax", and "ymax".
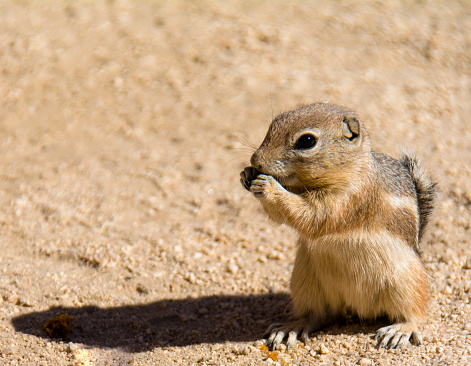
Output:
[{"xmin": 240, "ymin": 102, "xmax": 437, "ymax": 349}]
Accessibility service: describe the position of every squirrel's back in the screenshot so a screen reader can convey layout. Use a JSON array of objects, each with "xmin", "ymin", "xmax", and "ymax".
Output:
[{"xmin": 372, "ymin": 151, "xmax": 437, "ymax": 251}]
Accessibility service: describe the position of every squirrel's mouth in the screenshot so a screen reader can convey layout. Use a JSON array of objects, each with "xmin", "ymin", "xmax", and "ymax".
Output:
[
  {"xmin": 277, "ymin": 174, "xmax": 315, "ymax": 194},
  {"xmin": 254, "ymin": 166, "xmax": 305, "ymax": 193},
  {"xmin": 270, "ymin": 173, "xmax": 299, "ymax": 190}
]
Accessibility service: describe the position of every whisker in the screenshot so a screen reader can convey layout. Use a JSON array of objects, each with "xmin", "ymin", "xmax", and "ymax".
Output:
[
  {"xmin": 224, "ymin": 129, "xmax": 258, "ymax": 151},
  {"xmin": 224, "ymin": 155, "xmax": 251, "ymax": 165},
  {"xmin": 229, "ymin": 146, "xmax": 256, "ymax": 152},
  {"xmin": 251, "ymin": 96, "xmax": 271, "ymax": 125}
]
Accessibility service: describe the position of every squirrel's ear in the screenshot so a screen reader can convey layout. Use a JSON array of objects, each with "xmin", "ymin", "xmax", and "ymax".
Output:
[{"xmin": 342, "ymin": 115, "xmax": 360, "ymax": 141}]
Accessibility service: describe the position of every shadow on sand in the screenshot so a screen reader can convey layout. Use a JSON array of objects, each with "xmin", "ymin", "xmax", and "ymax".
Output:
[
  {"xmin": 12, "ymin": 293, "xmax": 383, "ymax": 352},
  {"xmin": 12, "ymin": 293, "xmax": 292, "ymax": 352}
]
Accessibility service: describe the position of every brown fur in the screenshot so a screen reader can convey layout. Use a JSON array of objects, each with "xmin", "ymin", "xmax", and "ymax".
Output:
[{"xmin": 240, "ymin": 102, "xmax": 437, "ymax": 349}]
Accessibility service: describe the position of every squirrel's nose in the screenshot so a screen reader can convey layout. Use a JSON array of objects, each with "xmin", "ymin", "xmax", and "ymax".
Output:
[{"xmin": 250, "ymin": 151, "xmax": 263, "ymax": 170}]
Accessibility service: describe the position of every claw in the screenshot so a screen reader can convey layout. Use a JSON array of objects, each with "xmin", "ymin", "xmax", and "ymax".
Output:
[
  {"xmin": 264, "ymin": 323, "xmax": 281, "ymax": 339},
  {"xmin": 396, "ymin": 333, "xmax": 412, "ymax": 348},
  {"xmin": 379, "ymin": 328, "xmax": 396, "ymax": 348},
  {"xmin": 301, "ymin": 329, "xmax": 310, "ymax": 344},
  {"xmin": 376, "ymin": 323, "xmax": 421, "ymax": 349},
  {"xmin": 388, "ymin": 332, "xmax": 403, "ymax": 349},
  {"xmin": 286, "ymin": 328, "xmax": 301, "ymax": 349},
  {"xmin": 411, "ymin": 331, "xmax": 422, "ymax": 346},
  {"xmin": 263, "ymin": 320, "xmax": 317, "ymax": 350},
  {"xmin": 375, "ymin": 325, "xmax": 390, "ymax": 340},
  {"xmin": 271, "ymin": 330, "xmax": 286, "ymax": 350},
  {"xmin": 266, "ymin": 329, "xmax": 278, "ymax": 348}
]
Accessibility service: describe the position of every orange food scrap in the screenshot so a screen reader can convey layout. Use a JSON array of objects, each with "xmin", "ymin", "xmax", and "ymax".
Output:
[
  {"xmin": 260, "ymin": 344, "xmax": 269, "ymax": 351},
  {"xmin": 43, "ymin": 313, "xmax": 77, "ymax": 340},
  {"xmin": 268, "ymin": 352, "xmax": 279, "ymax": 362}
]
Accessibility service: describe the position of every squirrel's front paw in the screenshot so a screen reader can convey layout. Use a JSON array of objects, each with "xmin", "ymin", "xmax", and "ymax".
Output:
[
  {"xmin": 250, "ymin": 174, "xmax": 283, "ymax": 199},
  {"xmin": 240, "ymin": 166, "xmax": 260, "ymax": 191}
]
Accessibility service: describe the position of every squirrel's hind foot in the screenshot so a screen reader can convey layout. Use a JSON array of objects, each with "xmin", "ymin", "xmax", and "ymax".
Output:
[
  {"xmin": 375, "ymin": 322, "xmax": 422, "ymax": 349},
  {"xmin": 264, "ymin": 318, "xmax": 321, "ymax": 351}
]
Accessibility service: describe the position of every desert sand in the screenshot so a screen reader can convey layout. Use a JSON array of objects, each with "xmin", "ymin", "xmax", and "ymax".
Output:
[{"xmin": 0, "ymin": 1, "xmax": 470, "ymax": 365}]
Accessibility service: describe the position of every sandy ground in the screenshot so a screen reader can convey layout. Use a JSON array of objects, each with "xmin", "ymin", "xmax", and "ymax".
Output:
[{"xmin": 0, "ymin": 0, "xmax": 470, "ymax": 365}]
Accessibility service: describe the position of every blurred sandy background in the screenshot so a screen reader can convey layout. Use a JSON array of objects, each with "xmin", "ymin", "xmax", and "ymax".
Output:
[{"xmin": 0, "ymin": 1, "xmax": 470, "ymax": 365}]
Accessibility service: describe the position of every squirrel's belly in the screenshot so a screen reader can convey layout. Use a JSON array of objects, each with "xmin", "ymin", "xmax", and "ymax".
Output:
[{"xmin": 291, "ymin": 231, "xmax": 422, "ymax": 319}]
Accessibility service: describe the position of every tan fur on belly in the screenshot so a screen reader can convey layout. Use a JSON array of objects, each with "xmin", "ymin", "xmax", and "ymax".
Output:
[{"xmin": 291, "ymin": 231, "xmax": 429, "ymax": 322}]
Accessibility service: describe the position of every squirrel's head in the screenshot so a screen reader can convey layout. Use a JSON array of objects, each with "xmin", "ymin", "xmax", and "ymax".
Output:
[{"xmin": 250, "ymin": 102, "xmax": 371, "ymax": 193}]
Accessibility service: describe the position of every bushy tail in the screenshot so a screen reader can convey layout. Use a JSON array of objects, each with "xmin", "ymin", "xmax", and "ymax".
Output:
[{"xmin": 400, "ymin": 153, "xmax": 438, "ymax": 241}]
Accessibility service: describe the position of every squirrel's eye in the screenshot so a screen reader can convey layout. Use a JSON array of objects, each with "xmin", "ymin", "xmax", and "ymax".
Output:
[{"xmin": 294, "ymin": 134, "xmax": 317, "ymax": 149}]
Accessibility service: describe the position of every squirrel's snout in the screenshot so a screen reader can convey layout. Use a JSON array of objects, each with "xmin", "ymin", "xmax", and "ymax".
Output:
[
  {"xmin": 250, "ymin": 150, "xmax": 263, "ymax": 171},
  {"xmin": 251, "ymin": 150, "xmax": 276, "ymax": 176}
]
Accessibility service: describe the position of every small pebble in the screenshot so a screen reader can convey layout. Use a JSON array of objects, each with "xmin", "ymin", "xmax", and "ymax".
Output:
[
  {"xmin": 136, "ymin": 284, "xmax": 149, "ymax": 295},
  {"xmin": 17, "ymin": 297, "xmax": 32, "ymax": 306},
  {"xmin": 255, "ymin": 340, "xmax": 265, "ymax": 348},
  {"xmin": 186, "ymin": 273, "xmax": 196, "ymax": 284},
  {"xmin": 319, "ymin": 343, "xmax": 329, "ymax": 354},
  {"xmin": 226, "ymin": 263, "xmax": 238, "ymax": 274},
  {"xmin": 67, "ymin": 343, "xmax": 78, "ymax": 352},
  {"xmin": 268, "ymin": 251, "xmax": 285, "ymax": 260},
  {"xmin": 6, "ymin": 293, "xmax": 19, "ymax": 304},
  {"xmin": 2, "ymin": 347, "xmax": 14, "ymax": 355},
  {"xmin": 211, "ymin": 344, "xmax": 221, "ymax": 351},
  {"xmin": 239, "ymin": 347, "xmax": 250, "ymax": 355}
]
